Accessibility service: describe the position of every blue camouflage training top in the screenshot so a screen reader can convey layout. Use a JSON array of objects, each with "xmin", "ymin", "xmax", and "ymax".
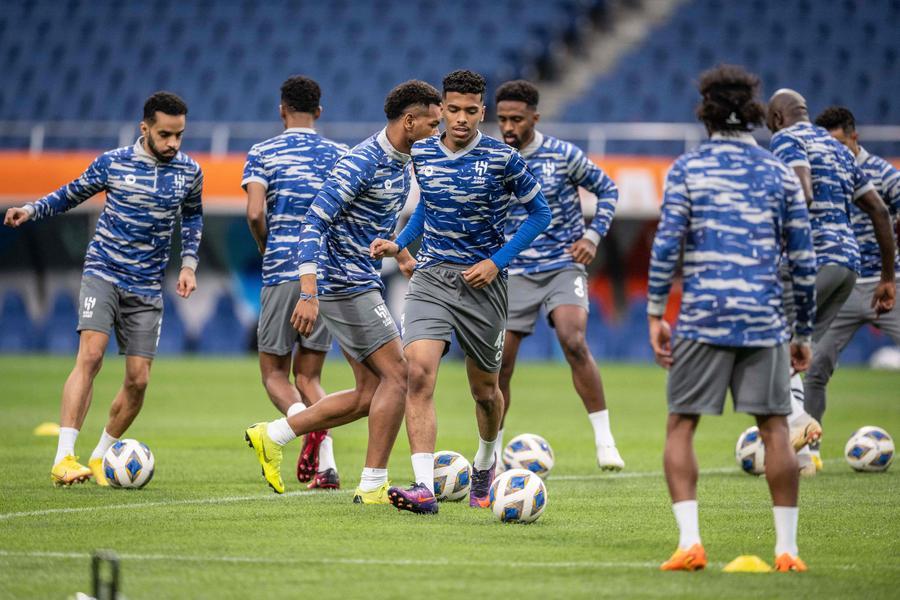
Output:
[
  {"xmin": 242, "ymin": 128, "xmax": 348, "ymax": 286},
  {"xmin": 770, "ymin": 121, "xmax": 874, "ymax": 272},
  {"xmin": 505, "ymin": 131, "xmax": 618, "ymax": 275},
  {"xmin": 405, "ymin": 131, "xmax": 544, "ymax": 270},
  {"xmin": 648, "ymin": 133, "xmax": 817, "ymax": 346},
  {"xmin": 853, "ymin": 147, "xmax": 900, "ymax": 280},
  {"xmin": 297, "ymin": 129, "xmax": 410, "ymax": 296},
  {"xmin": 26, "ymin": 139, "xmax": 203, "ymax": 297}
]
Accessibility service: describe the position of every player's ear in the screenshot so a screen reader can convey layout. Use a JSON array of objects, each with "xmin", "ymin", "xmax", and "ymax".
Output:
[
  {"xmin": 139, "ymin": 120, "xmax": 149, "ymax": 138},
  {"xmin": 314, "ymin": 106, "xmax": 323, "ymax": 120},
  {"xmin": 533, "ymin": 111, "xmax": 541, "ymax": 124}
]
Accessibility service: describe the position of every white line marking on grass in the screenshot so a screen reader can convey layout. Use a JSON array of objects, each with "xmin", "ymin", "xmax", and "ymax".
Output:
[
  {"xmin": 0, "ymin": 550, "xmax": 658, "ymax": 570},
  {"xmin": 0, "ymin": 490, "xmax": 321, "ymax": 521},
  {"xmin": 550, "ymin": 466, "xmax": 734, "ymax": 481}
]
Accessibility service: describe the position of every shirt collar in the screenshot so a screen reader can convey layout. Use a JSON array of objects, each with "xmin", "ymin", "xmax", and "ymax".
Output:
[
  {"xmin": 284, "ymin": 127, "xmax": 317, "ymax": 135},
  {"xmin": 133, "ymin": 137, "xmax": 160, "ymax": 164},
  {"xmin": 519, "ymin": 130, "xmax": 544, "ymax": 158},
  {"xmin": 856, "ymin": 146, "xmax": 870, "ymax": 166},
  {"xmin": 710, "ymin": 132, "xmax": 758, "ymax": 146},
  {"xmin": 376, "ymin": 128, "xmax": 411, "ymax": 164},
  {"xmin": 438, "ymin": 130, "xmax": 482, "ymax": 159}
]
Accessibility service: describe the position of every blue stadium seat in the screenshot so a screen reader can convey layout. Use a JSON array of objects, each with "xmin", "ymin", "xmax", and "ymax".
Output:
[
  {"xmin": 197, "ymin": 294, "xmax": 249, "ymax": 355},
  {"xmin": 42, "ymin": 291, "xmax": 79, "ymax": 354},
  {"xmin": 0, "ymin": 291, "xmax": 39, "ymax": 352},
  {"xmin": 157, "ymin": 295, "xmax": 188, "ymax": 354}
]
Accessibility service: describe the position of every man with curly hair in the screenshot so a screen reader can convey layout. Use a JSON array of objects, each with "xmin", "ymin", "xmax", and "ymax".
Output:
[
  {"xmin": 494, "ymin": 79, "xmax": 624, "ymax": 472},
  {"xmin": 372, "ymin": 69, "xmax": 551, "ymax": 515},
  {"xmin": 648, "ymin": 65, "xmax": 816, "ymax": 571},
  {"xmin": 244, "ymin": 80, "xmax": 441, "ymax": 505}
]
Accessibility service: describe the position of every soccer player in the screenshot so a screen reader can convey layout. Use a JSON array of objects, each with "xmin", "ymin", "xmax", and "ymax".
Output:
[
  {"xmin": 3, "ymin": 92, "xmax": 203, "ymax": 487},
  {"xmin": 371, "ymin": 70, "xmax": 552, "ymax": 514},
  {"xmin": 768, "ymin": 90, "xmax": 896, "ymax": 471},
  {"xmin": 494, "ymin": 79, "xmax": 624, "ymax": 471},
  {"xmin": 803, "ymin": 106, "xmax": 900, "ymax": 425},
  {"xmin": 242, "ymin": 76, "xmax": 348, "ymax": 489},
  {"xmin": 244, "ymin": 80, "xmax": 441, "ymax": 503},
  {"xmin": 648, "ymin": 65, "xmax": 816, "ymax": 572}
]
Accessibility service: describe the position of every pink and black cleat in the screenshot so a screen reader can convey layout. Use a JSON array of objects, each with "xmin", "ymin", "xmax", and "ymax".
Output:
[
  {"xmin": 469, "ymin": 461, "xmax": 496, "ymax": 508},
  {"xmin": 296, "ymin": 430, "xmax": 328, "ymax": 483},
  {"xmin": 388, "ymin": 483, "xmax": 438, "ymax": 515},
  {"xmin": 307, "ymin": 468, "xmax": 340, "ymax": 490}
]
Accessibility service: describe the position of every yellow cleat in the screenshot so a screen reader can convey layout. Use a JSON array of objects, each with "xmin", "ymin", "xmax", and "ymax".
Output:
[
  {"xmin": 790, "ymin": 414, "xmax": 822, "ymax": 452},
  {"xmin": 810, "ymin": 453, "xmax": 823, "ymax": 472},
  {"xmin": 352, "ymin": 481, "xmax": 391, "ymax": 505},
  {"xmin": 245, "ymin": 423, "xmax": 284, "ymax": 494},
  {"xmin": 660, "ymin": 543, "xmax": 708, "ymax": 571},
  {"xmin": 51, "ymin": 456, "xmax": 92, "ymax": 487},
  {"xmin": 88, "ymin": 458, "xmax": 109, "ymax": 487},
  {"xmin": 774, "ymin": 553, "xmax": 808, "ymax": 572}
]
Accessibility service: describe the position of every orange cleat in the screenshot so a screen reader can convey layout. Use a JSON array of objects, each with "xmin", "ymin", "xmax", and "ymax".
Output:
[
  {"xmin": 774, "ymin": 553, "xmax": 808, "ymax": 572},
  {"xmin": 660, "ymin": 543, "xmax": 708, "ymax": 571}
]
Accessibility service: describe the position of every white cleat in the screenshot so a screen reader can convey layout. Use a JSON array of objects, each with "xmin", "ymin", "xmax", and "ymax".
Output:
[
  {"xmin": 789, "ymin": 413, "xmax": 822, "ymax": 452},
  {"xmin": 597, "ymin": 445, "xmax": 625, "ymax": 471}
]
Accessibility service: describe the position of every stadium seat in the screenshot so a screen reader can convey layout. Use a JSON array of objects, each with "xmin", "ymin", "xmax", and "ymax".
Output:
[
  {"xmin": 197, "ymin": 294, "xmax": 249, "ymax": 355},
  {"xmin": 42, "ymin": 291, "xmax": 79, "ymax": 354},
  {"xmin": 0, "ymin": 291, "xmax": 39, "ymax": 352},
  {"xmin": 157, "ymin": 295, "xmax": 188, "ymax": 354}
]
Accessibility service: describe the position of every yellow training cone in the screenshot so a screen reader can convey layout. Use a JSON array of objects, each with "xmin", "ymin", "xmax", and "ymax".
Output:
[
  {"xmin": 722, "ymin": 555, "xmax": 773, "ymax": 573},
  {"xmin": 33, "ymin": 422, "xmax": 61, "ymax": 436}
]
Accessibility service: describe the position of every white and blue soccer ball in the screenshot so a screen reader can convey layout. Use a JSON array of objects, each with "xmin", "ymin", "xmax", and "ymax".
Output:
[
  {"xmin": 845, "ymin": 426, "xmax": 894, "ymax": 472},
  {"xmin": 502, "ymin": 433, "xmax": 554, "ymax": 478},
  {"xmin": 735, "ymin": 426, "xmax": 765, "ymax": 476},
  {"xmin": 103, "ymin": 439, "xmax": 155, "ymax": 489},
  {"xmin": 489, "ymin": 468, "xmax": 547, "ymax": 524},
  {"xmin": 433, "ymin": 450, "xmax": 471, "ymax": 501}
]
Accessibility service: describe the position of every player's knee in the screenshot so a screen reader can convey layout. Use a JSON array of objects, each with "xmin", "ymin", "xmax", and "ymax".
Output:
[
  {"xmin": 77, "ymin": 346, "xmax": 105, "ymax": 374},
  {"xmin": 407, "ymin": 361, "xmax": 435, "ymax": 395},
  {"xmin": 124, "ymin": 372, "xmax": 149, "ymax": 396},
  {"xmin": 295, "ymin": 373, "xmax": 321, "ymax": 397},
  {"xmin": 559, "ymin": 331, "xmax": 589, "ymax": 362},
  {"xmin": 381, "ymin": 360, "xmax": 408, "ymax": 395}
]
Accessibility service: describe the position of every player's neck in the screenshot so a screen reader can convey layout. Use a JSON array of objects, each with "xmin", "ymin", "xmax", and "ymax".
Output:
[
  {"xmin": 518, "ymin": 129, "xmax": 535, "ymax": 150},
  {"xmin": 384, "ymin": 122, "xmax": 412, "ymax": 155},
  {"xmin": 283, "ymin": 114, "xmax": 316, "ymax": 131},
  {"xmin": 442, "ymin": 129, "xmax": 479, "ymax": 152}
]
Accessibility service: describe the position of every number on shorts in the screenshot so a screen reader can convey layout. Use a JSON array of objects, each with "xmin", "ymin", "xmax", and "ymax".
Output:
[{"xmin": 574, "ymin": 275, "xmax": 585, "ymax": 298}]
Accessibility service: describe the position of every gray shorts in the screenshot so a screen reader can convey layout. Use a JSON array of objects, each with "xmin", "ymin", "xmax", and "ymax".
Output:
[
  {"xmin": 77, "ymin": 275, "xmax": 163, "ymax": 359},
  {"xmin": 783, "ymin": 263, "xmax": 857, "ymax": 343},
  {"xmin": 667, "ymin": 338, "xmax": 791, "ymax": 416},
  {"xmin": 258, "ymin": 281, "xmax": 332, "ymax": 355},
  {"xmin": 507, "ymin": 266, "xmax": 589, "ymax": 335},
  {"xmin": 317, "ymin": 289, "xmax": 399, "ymax": 363},
  {"xmin": 402, "ymin": 264, "xmax": 508, "ymax": 373}
]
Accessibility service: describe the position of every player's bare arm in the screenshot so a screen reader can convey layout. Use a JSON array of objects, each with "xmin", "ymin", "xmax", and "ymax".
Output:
[
  {"xmin": 291, "ymin": 273, "xmax": 319, "ymax": 337},
  {"xmin": 176, "ymin": 267, "xmax": 197, "ymax": 298},
  {"xmin": 854, "ymin": 189, "xmax": 897, "ymax": 313},
  {"xmin": 245, "ymin": 182, "xmax": 268, "ymax": 254}
]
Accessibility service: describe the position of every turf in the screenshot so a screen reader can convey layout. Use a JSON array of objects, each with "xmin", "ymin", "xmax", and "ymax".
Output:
[{"xmin": 0, "ymin": 356, "xmax": 898, "ymax": 599}]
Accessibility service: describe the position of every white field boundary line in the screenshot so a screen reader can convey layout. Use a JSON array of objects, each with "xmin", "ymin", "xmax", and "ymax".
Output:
[
  {"xmin": 0, "ymin": 550, "xmax": 893, "ymax": 573},
  {"xmin": 551, "ymin": 458, "xmax": 842, "ymax": 481}
]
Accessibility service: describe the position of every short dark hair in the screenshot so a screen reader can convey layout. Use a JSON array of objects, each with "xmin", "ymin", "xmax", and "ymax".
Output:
[
  {"xmin": 815, "ymin": 106, "xmax": 856, "ymax": 134},
  {"xmin": 143, "ymin": 91, "xmax": 188, "ymax": 123},
  {"xmin": 383, "ymin": 80, "xmax": 442, "ymax": 120},
  {"xmin": 443, "ymin": 69, "xmax": 486, "ymax": 98},
  {"xmin": 280, "ymin": 75, "xmax": 321, "ymax": 114},
  {"xmin": 695, "ymin": 64, "xmax": 765, "ymax": 132},
  {"xmin": 495, "ymin": 80, "xmax": 539, "ymax": 108}
]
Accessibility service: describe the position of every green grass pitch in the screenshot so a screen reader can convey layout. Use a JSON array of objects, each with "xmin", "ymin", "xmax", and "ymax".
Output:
[{"xmin": 0, "ymin": 356, "xmax": 898, "ymax": 598}]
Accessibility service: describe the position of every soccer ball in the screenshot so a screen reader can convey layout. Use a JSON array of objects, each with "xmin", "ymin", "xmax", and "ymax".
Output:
[
  {"xmin": 845, "ymin": 426, "xmax": 894, "ymax": 472},
  {"xmin": 502, "ymin": 433, "xmax": 554, "ymax": 478},
  {"xmin": 103, "ymin": 439, "xmax": 155, "ymax": 489},
  {"xmin": 489, "ymin": 468, "xmax": 547, "ymax": 524},
  {"xmin": 433, "ymin": 450, "xmax": 471, "ymax": 501},
  {"xmin": 735, "ymin": 426, "xmax": 765, "ymax": 476}
]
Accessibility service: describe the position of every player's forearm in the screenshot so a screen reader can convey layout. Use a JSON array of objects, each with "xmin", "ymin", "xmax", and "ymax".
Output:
[
  {"xmin": 180, "ymin": 213, "xmax": 203, "ymax": 270},
  {"xmin": 247, "ymin": 217, "xmax": 267, "ymax": 253},
  {"xmin": 490, "ymin": 196, "xmax": 551, "ymax": 269},
  {"xmin": 395, "ymin": 201, "xmax": 426, "ymax": 250},
  {"xmin": 28, "ymin": 183, "xmax": 96, "ymax": 220},
  {"xmin": 647, "ymin": 249, "xmax": 677, "ymax": 317},
  {"xmin": 791, "ymin": 166, "xmax": 814, "ymax": 206}
]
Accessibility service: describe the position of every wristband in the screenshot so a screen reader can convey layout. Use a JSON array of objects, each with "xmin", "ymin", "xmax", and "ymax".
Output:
[{"xmin": 299, "ymin": 292, "xmax": 318, "ymax": 301}]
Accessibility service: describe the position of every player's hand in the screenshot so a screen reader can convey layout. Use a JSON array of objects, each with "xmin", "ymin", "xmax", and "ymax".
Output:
[
  {"xmin": 3, "ymin": 207, "xmax": 31, "ymax": 228},
  {"xmin": 463, "ymin": 259, "xmax": 499, "ymax": 289},
  {"xmin": 176, "ymin": 268, "xmax": 197, "ymax": 298},
  {"xmin": 291, "ymin": 296, "xmax": 319, "ymax": 337},
  {"xmin": 397, "ymin": 255, "xmax": 417, "ymax": 279},
  {"xmin": 790, "ymin": 342, "xmax": 812, "ymax": 373},
  {"xmin": 872, "ymin": 281, "xmax": 896, "ymax": 315},
  {"xmin": 567, "ymin": 238, "xmax": 597, "ymax": 265},
  {"xmin": 648, "ymin": 316, "xmax": 673, "ymax": 369},
  {"xmin": 370, "ymin": 238, "xmax": 399, "ymax": 259}
]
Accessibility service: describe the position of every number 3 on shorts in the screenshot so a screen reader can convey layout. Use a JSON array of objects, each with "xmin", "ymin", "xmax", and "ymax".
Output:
[{"xmin": 574, "ymin": 275, "xmax": 585, "ymax": 298}]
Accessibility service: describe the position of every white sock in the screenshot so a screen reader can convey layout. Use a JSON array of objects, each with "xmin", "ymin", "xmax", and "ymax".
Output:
[
  {"xmin": 55, "ymin": 427, "xmax": 79, "ymax": 465},
  {"xmin": 89, "ymin": 429, "xmax": 119, "ymax": 461},
  {"xmin": 588, "ymin": 409, "xmax": 616, "ymax": 447},
  {"xmin": 266, "ymin": 418, "xmax": 297, "ymax": 446},
  {"xmin": 286, "ymin": 402, "xmax": 306, "ymax": 418},
  {"xmin": 411, "ymin": 452, "xmax": 434, "ymax": 493},
  {"xmin": 672, "ymin": 500, "xmax": 701, "ymax": 549},
  {"xmin": 473, "ymin": 436, "xmax": 498, "ymax": 470},
  {"xmin": 318, "ymin": 435, "xmax": 337, "ymax": 473},
  {"xmin": 359, "ymin": 467, "xmax": 388, "ymax": 492},
  {"xmin": 773, "ymin": 506, "xmax": 799, "ymax": 556},
  {"xmin": 494, "ymin": 428, "xmax": 505, "ymax": 464},
  {"xmin": 788, "ymin": 374, "xmax": 807, "ymax": 425}
]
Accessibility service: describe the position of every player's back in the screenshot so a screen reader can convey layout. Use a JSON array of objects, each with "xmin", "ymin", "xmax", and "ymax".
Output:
[
  {"xmin": 244, "ymin": 129, "xmax": 347, "ymax": 285},
  {"xmin": 664, "ymin": 134, "xmax": 806, "ymax": 346},
  {"xmin": 412, "ymin": 132, "xmax": 539, "ymax": 269}
]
